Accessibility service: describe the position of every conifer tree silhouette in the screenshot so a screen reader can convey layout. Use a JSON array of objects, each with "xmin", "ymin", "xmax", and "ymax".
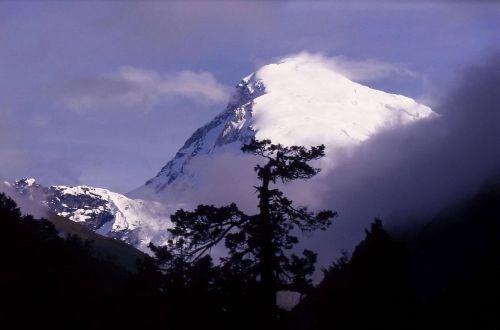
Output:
[{"xmin": 159, "ymin": 139, "xmax": 337, "ymax": 324}]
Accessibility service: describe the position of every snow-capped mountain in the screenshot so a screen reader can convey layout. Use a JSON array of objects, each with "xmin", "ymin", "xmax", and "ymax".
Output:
[
  {"xmin": 130, "ymin": 54, "xmax": 434, "ymax": 200},
  {"xmin": 3, "ymin": 54, "xmax": 436, "ymax": 252},
  {"xmin": 4, "ymin": 178, "xmax": 170, "ymax": 251}
]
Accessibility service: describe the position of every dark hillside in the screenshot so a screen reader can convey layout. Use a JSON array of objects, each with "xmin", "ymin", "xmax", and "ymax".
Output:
[
  {"xmin": 0, "ymin": 185, "xmax": 146, "ymax": 272},
  {"xmin": 46, "ymin": 212, "xmax": 146, "ymax": 272},
  {"xmin": 291, "ymin": 179, "xmax": 500, "ymax": 330}
]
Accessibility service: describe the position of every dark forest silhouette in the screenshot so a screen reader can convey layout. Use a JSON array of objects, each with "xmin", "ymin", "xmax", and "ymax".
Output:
[
  {"xmin": 0, "ymin": 192, "xmax": 167, "ymax": 329},
  {"xmin": 2, "ymin": 140, "xmax": 500, "ymax": 329}
]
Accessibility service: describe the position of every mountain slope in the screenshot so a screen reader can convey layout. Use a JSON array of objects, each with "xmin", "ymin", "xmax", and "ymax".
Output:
[
  {"xmin": 3, "ymin": 178, "xmax": 171, "ymax": 252},
  {"xmin": 130, "ymin": 54, "xmax": 434, "ymax": 200},
  {"xmin": 46, "ymin": 212, "xmax": 147, "ymax": 272}
]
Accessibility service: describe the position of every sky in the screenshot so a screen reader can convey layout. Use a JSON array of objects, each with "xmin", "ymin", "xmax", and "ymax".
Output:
[{"xmin": 0, "ymin": 1, "xmax": 499, "ymax": 193}]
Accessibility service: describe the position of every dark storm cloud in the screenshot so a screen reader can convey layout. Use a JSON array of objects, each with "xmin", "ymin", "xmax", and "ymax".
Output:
[{"xmin": 300, "ymin": 52, "xmax": 500, "ymax": 265}]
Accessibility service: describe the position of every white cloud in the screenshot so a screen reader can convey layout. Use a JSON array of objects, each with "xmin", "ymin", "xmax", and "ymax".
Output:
[
  {"xmin": 61, "ymin": 66, "xmax": 230, "ymax": 112},
  {"xmin": 279, "ymin": 52, "xmax": 419, "ymax": 82},
  {"xmin": 329, "ymin": 56, "xmax": 419, "ymax": 82}
]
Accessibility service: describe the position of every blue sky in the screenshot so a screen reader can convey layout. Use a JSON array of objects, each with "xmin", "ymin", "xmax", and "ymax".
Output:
[{"xmin": 0, "ymin": 1, "xmax": 499, "ymax": 193}]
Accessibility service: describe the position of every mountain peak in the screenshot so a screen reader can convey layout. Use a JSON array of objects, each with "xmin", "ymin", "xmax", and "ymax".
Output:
[
  {"xmin": 16, "ymin": 177, "xmax": 37, "ymax": 187},
  {"xmin": 130, "ymin": 56, "xmax": 434, "ymax": 198}
]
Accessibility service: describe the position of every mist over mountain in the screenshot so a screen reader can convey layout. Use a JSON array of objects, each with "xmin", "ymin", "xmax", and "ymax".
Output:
[{"xmin": 305, "ymin": 52, "xmax": 500, "ymax": 263}]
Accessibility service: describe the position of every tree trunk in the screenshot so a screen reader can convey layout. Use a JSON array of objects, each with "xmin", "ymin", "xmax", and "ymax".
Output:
[{"xmin": 257, "ymin": 165, "xmax": 277, "ymax": 323}]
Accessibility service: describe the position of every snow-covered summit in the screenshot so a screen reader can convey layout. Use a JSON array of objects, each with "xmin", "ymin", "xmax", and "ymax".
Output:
[
  {"xmin": 10, "ymin": 177, "xmax": 46, "ymax": 200},
  {"xmin": 20, "ymin": 177, "xmax": 36, "ymax": 187},
  {"xmin": 130, "ymin": 54, "xmax": 435, "ymax": 199}
]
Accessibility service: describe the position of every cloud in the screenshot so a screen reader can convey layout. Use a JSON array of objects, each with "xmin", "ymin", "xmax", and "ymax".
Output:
[
  {"xmin": 61, "ymin": 66, "xmax": 231, "ymax": 112},
  {"xmin": 164, "ymin": 152, "xmax": 261, "ymax": 213},
  {"xmin": 278, "ymin": 52, "xmax": 419, "ymax": 82},
  {"xmin": 326, "ymin": 55, "xmax": 419, "ymax": 82},
  {"xmin": 297, "ymin": 51, "xmax": 500, "ymax": 265}
]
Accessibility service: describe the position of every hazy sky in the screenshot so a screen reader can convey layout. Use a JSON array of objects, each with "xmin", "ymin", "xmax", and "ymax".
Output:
[{"xmin": 1, "ymin": 1, "xmax": 499, "ymax": 193}]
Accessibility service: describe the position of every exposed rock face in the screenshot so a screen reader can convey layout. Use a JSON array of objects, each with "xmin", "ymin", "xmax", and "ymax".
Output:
[
  {"xmin": 47, "ymin": 186, "xmax": 114, "ymax": 231},
  {"xmin": 142, "ymin": 74, "xmax": 265, "ymax": 194}
]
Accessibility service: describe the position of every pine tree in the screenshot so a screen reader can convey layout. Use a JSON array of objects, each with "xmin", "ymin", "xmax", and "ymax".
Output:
[{"xmin": 159, "ymin": 139, "xmax": 337, "ymax": 323}]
